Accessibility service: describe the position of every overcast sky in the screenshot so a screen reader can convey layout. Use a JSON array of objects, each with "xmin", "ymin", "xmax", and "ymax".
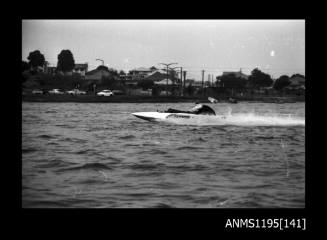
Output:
[{"xmin": 22, "ymin": 20, "xmax": 305, "ymax": 80}]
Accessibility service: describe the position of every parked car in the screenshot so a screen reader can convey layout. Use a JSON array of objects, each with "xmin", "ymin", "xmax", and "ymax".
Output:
[
  {"xmin": 66, "ymin": 89, "xmax": 87, "ymax": 95},
  {"xmin": 97, "ymin": 90, "xmax": 114, "ymax": 96},
  {"xmin": 32, "ymin": 89, "xmax": 43, "ymax": 95},
  {"xmin": 159, "ymin": 90, "xmax": 171, "ymax": 96},
  {"xmin": 112, "ymin": 90, "xmax": 124, "ymax": 95},
  {"xmin": 49, "ymin": 89, "xmax": 64, "ymax": 95},
  {"xmin": 77, "ymin": 90, "xmax": 86, "ymax": 95}
]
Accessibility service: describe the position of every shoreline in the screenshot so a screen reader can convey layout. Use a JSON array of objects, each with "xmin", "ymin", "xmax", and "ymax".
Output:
[{"xmin": 22, "ymin": 94, "xmax": 305, "ymax": 103}]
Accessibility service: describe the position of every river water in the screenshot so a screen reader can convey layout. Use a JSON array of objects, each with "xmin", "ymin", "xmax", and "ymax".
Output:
[{"xmin": 22, "ymin": 102, "xmax": 305, "ymax": 208}]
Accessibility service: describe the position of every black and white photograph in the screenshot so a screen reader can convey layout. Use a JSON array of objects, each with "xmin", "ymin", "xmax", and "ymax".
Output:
[{"xmin": 22, "ymin": 20, "xmax": 305, "ymax": 208}]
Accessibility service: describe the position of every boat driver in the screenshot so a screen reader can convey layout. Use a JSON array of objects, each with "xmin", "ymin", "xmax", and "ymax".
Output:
[
  {"xmin": 188, "ymin": 102, "xmax": 203, "ymax": 113},
  {"xmin": 165, "ymin": 102, "xmax": 215, "ymax": 115}
]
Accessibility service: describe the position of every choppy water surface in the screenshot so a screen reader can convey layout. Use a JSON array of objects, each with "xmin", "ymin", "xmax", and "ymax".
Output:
[{"xmin": 22, "ymin": 102, "xmax": 305, "ymax": 208}]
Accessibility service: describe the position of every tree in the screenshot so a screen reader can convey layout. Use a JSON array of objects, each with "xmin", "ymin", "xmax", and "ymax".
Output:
[
  {"xmin": 57, "ymin": 50, "xmax": 75, "ymax": 72},
  {"xmin": 274, "ymin": 75, "xmax": 290, "ymax": 90},
  {"xmin": 101, "ymin": 75, "xmax": 117, "ymax": 89},
  {"xmin": 94, "ymin": 66, "xmax": 122, "ymax": 88},
  {"xmin": 248, "ymin": 68, "xmax": 273, "ymax": 88},
  {"xmin": 290, "ymin": 73, "xmax": 305, "ymax": 79},
  {"xmin": 119, "ymin": 70, "xmax": 126, "ymax": 76},
  {"xmin": 27, "ymin": 50, "xmax": 45, "ymax": 69},
  {"xmin": 108, "ymin": 68, "xmax": 119, "ymax": 76}
]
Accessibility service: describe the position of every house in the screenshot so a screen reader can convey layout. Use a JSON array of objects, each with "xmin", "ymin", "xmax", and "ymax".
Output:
[
  {"xmin": 144, "ymin": 70, "xmax": 168, "ymax": 82},
  {"xmin": 127, "ymin": 88, "xmax": 152, "ymax": 96},
  {"xmin": 27, "ymin": 65, "xmax": 46, "ymax": 73},
  {"xmin": 146, "ymin": 69, "xmax": 180, "ymax": 84},
  {"xmin": 127, "ymin": 66, "xmax": 163, "ymax": 80},
  {"xmin": 73, "ymin": 63, "xmax": 88, "ymax": 76},
  {"xmin": 44, "ymin": 66, "xmax": 57, "ymax": 75},
  {"xmin": 124, "ymin": 80, "xmax": 139, "ymax": 87},
  {"xmin": 123, "ymin": 67, "xmax": 163, "ymax": 86},
  {"xmin": 221, "ymin": 70, "xmax": 249, "ymax": 80},
  {"xmin": 124, "ymin": 66, "xmax": 181, "ymax": 87},
  {"xmin": 287, "ymin": 74, "xmax": 305, "ymax": 89},
  {"xmin": 253, "ymin": 86, "xmax": 275, "ymax": 94},
  {"xmin": 128, "ymin": 67, "xmax": 154, "ymax": 80},
  {"xmin": 48, "ymin": 63, "xmax": 89, "ymax": 76},
  {"xmin": 215, "ymin": 70, "xmax": 249, "ymax": 88},
  {"xmin": 85, "ymin": 68, "xmax": 111, "ymax": 82},
  {"xmin": 119, "ymin": 73, "xmax": 127, "ymax": 80},
  {"xmin": 154, "ymin": 78, "xmax": 174, "ymax": 85},
  {"xmin": 184, "ymin": 79, "xmax": 203, "ymax": 87}
]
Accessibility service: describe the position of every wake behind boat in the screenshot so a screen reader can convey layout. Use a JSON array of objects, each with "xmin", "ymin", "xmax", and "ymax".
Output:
[{"xmin": 131, "ymin": 103, "xmax": 304, "ymax": 126}]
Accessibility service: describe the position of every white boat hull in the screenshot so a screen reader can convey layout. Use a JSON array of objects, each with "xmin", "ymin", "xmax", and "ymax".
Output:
[
  {"xmin": 131, "ymin": 112, "xmax": 219, "ymax": 123},
  {"xmin": 132, "ymin": 112, "xmax": 191, "ymax": 121}
]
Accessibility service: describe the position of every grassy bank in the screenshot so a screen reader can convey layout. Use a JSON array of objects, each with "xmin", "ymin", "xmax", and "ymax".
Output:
[{"xmin": 22, "ymin": 94, "xmax": 305, "ymax": 103}]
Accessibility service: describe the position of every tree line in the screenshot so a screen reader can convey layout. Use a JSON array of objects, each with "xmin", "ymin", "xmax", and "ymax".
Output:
[
  {"xmin": 22, "ymin": 49, "xmax": 76, "ymax": 74},
  {"xmin": 217, "ymin": 68, "xmax": 304, "ymax": 91},
  {"xmin": 22, "ymin": 49, "xmax": 304, "ymax": 93},
  {"xmin": 22, "ymin": 49, "xmax": 125, "ymax": 91}
]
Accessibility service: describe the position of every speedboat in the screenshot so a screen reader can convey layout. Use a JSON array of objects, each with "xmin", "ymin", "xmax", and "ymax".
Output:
[{"xmin": 132, "ymin": 104, "xmax": 216, "ymax": 122}]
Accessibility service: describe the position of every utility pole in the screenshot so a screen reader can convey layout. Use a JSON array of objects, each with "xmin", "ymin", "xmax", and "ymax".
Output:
[
  {"xmin": 201, "ymin": 70, "xmax": 205, "ymax": 96},
  {"xmin": 183, "ymin": 71, "xmax": 186, "ymax": 95},
  {"xmin": 93, "ymin": 83, "xmax": 96, "ymax": 95},
  {"xmin": 159, "ymin": 63, "xmax": 178, "ymax": 96},
  {"xmin": 180, "ymin": 67, "xmax": 183, "ymax": 96},
  {"xmin": 96, "ymin": 59, "xmax": 104, "ymax": 93}
]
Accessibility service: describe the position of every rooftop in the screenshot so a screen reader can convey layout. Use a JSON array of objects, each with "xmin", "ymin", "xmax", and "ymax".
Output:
[{"xmin": 130, "ymin": 67, "xmax": 153, "ymax": 72}]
